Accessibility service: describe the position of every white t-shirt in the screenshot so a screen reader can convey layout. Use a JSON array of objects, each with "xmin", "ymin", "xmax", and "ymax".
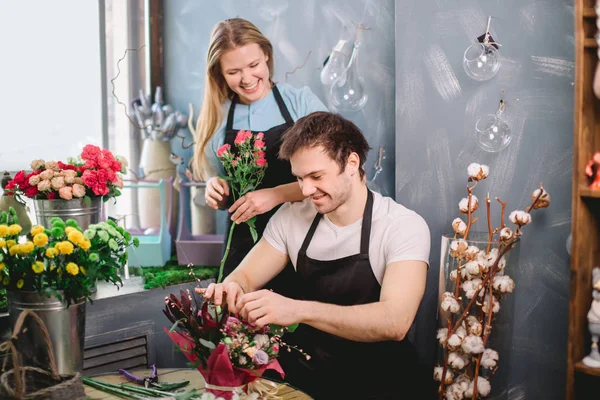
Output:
[{"xmin": 263, "ymin": 191, "xmax": 431, "ymax": 284}]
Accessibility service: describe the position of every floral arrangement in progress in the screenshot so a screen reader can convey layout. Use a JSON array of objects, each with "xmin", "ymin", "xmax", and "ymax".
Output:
[
  {"xmin": 4, "ymin": 144, "xmax": 127, "ymax": 204},
  {"xmin": 216, "ymin": 130, "xmax": 267, "ymax": 283},
  {"xmin": 435, "ymin": 163, "xmax": 550, "ymax": 399},
  {"xmin": 0, "ymin": 207, "xmax": 139, "ymax": 305},
  {"xmin": 163, "ymin": 290, "xmax": 300, "ymax": 400}
]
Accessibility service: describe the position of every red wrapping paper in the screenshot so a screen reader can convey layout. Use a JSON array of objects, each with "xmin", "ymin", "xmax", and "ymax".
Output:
[{"xmin": 164, "ymin": 328, "xmax": 284, "ymax": 399}]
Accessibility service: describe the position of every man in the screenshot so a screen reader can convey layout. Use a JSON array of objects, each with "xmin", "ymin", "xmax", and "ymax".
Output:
[{"xmin": 199, "ymin": 112, "xmax": 430, "ymax": 399}]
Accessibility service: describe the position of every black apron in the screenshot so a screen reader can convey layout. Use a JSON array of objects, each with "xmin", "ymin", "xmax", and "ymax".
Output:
[
  {"xmin": 221, "ymin": 85, "xmax": 299, "ymax": 298},
  {"xmin": 278, "ymin": 190, "xmax": 421, "ymax": 399}
]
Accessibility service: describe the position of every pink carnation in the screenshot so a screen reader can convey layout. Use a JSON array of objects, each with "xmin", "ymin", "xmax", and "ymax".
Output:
[
  {"xmin": 217, "ymin": 144, "xmax": 231, "ymax": 158},
  {"xmin": 45, "ymin": 161, "xmax": 60, "ymax": 171},
  {"xmin": 256, "ymin": 158, "xmax": 267, "ymax": 167},
  {"xmin": 37, "ymin": 180, "xmax": 52, "ymax": 192},
  {"xmin": 51, "ymin": 176, "xmax": 65, "ymax": 190},
  {"xmin": 58, "ymin": 186, "xmax": 73, "ymax": 200},
  {"xmin": 81, "ymin": 144, "xmax": 101, "ymax": 161},
  {"xmin": 256, "ymin": 132, "xmax": 264, "ymax": 140},
  {"xmin": 39, "ymin": 169, "xmax": 54, "ymax": 181},
  {"xmin": 254, "ymin": 140, "xmax": 265, "ymax": 149},
  {"xmin": 30, "ymin": 159, "xmax": 45, "ymax": 171},
  {"xmin": 72, "ymin": 184, "xmax": 86, "ymax": 198},
  {"xmin": 28, "ymin": 175, "xmax": 41, "ymax": 186}
]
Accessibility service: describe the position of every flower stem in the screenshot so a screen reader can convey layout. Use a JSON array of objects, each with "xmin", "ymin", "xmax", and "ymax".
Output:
[{"xmin": 217, "ymin": 222, "xmax": 236, "ymax": 284}]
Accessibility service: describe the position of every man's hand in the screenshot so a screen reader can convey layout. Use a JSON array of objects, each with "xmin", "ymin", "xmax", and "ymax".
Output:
[
  {"xmin": 205, "ymin": 177, "xmax": 230, "ymax": 210},
  {"xmin": 236, "ymin": 289, "xmax": 301, "ymax": 328},
  {"xmin": 229, "ymin": 188, "xmax": 281, "ymax": 224},
  {"xmin": 195, "ymin": 282, "xmax": 245, "ymax": 313}
]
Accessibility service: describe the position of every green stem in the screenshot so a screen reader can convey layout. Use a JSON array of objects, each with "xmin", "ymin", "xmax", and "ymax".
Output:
[
  {"xmin": 217, "ymin": 222, "xmax": 236, "ymax": 284},
  {"xmin": 82, "ymin": 377, "xmax": 145, "ymax": 399}
]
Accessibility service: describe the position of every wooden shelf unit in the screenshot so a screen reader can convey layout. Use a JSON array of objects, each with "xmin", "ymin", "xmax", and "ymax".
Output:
[{"xmin": 567, "ymin": 2, "xmax": 600, "ymax": 399}]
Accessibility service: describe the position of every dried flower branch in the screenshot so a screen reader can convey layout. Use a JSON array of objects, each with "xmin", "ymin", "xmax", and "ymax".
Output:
[{"xmin": 435, "ymin": 163, "xmax": 550, "ymax": 400}]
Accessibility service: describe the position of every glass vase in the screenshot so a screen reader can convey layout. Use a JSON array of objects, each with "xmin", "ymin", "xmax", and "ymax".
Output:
[
  {"xmin": 329, "ymin": 41, "xmax": 368, "ymax": 112},
  {"xmin": 436, "ymin": 232, "xmax": 519, "ymax": 400}
]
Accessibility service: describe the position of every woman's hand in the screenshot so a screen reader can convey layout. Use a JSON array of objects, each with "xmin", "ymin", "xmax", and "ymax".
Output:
[
  {"xmin": 205, "ymin": 177, "xmax": 230, "ymax": 210},
  {"xmin": 229, "ymin": 188, "xmax": 281, "ymax": 224}
]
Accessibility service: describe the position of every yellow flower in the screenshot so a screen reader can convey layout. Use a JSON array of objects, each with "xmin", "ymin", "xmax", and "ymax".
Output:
[
  {"xmin": 79, "ymin": 266, "xmax": 86, "ymax": 275},
  {"xmin": 8, "ymin": 224, "xmax": 22, "ymax": 236},
  {"xmin": 67, "ymin": 230, "xmax": 84, "ymax": 245},
  {"xmin": 45, "ymin": 248, "xmax": 58, "ymax": 258},
  {"xmin": 65, "ymin": 227, "xmax": 77, "ymax": 235},
  {"xmin": 33, "ymin": 233, "xmax": 48, "ymax": 247},
  {"xmin": 0, "ymin": 239, "xmax": 5, "ymax": 248},
  {"xmin": 66, "ymin": 262, "xmax": 79, "ymax": 276},
  {"xmin": 0, "ymin": 225, "xmax": 9, "ymax": 237},
  {"xmin": 2, "ymin": 277, "xmax": 8, "ymax": 285},
  {"xmin": 32, "ymin": 261, "xmax": 45, "ymax": 274},
  {"xmin": 20, "ymin": 241, "xmax": 35, "ymax": 254},
  {"xmin": 56, "ymin": 241, "xmax": 74, "ymax": 255},
  {"xmin": 30, "ymin": 225, "xmax": 45, "ymax": 236},
  {"xmin": 16, "ymin": 279, "xmax": 24, "ymax": 289},
  {"xmin": 0, "ymin": 263, "xmax": 4, "ymax": 272},
  {"xmin": 9, "ymin": 244, "xmax": 21, "ymax": 256},
  {"xmin": 79, "ymin": 239, "xmax": 91, "ymax": 251},
  {"xmin": 49, "ymin": 263, "xmax": 57, "ymax": 271},
  {"xmin": 6, "ymin": 240, "xmax": 16, "ymax": 248}
]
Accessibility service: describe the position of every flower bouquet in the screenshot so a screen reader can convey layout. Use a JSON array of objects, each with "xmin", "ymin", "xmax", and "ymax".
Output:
[
  {"xmin": 0, "ymin": 206, "xmax": 139, "ymax": 305},
  {"xmin": 4, "ymin": 144, "xmax": 127, "ymax": 204},
  {"xmin": 163, "ymin": 290, "xmax": 297, "ymax": 400},
  {"xmin": 435, "ymin": 163, "xmax": 550, "ymax": 399},
  {"xmin": 216, "ymin": 130, "xmax": 267, "ymax": 283}
]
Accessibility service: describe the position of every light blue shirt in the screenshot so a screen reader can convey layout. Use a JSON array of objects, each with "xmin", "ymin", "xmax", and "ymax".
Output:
[{"xmin": 206, "ymin": 83, "xmax": 328, "ymax": 176}]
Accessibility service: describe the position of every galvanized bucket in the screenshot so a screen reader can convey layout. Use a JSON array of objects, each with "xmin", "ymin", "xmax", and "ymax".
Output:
[
  {"xmin": 32, "ymin": 197, "xmax": 102, "ymax": 230},
  {"xmin": 7, "ymin": 291, "xmax": 86, "ymax": 375}
]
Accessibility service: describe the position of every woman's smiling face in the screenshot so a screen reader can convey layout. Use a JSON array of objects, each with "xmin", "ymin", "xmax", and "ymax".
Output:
[{"xmin": 220, "ymin": 43, "xmax": 271, "ymax": 104}]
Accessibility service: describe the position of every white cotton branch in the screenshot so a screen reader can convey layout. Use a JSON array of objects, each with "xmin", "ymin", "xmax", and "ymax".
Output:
[
  {"xmin": 481, "ymin": 348, "xmax": 499, "ymax": 369},
  {"xmin": 462, "ymin": 278, "xmax": 483, "ymax": 299},
  {"xmin": 441, "ymin": 292, "xmax": 461, "ymax": 314},
  {"xmin": 448, "ymin": 351, "xmax": 469, "ymax": 370},
  {"xmin": 493, "ymin": 275, "xmax": 515, "ymax": 293},
  {"xmin": 461, "ymin": 335, "xmax": 485, "ymax": 354},
  {"xmin": 466, "ymin": 315, "xmax": 483, "ymax": 336},
  {"xmin": 465, "ymin": 377, "xmax": 491, "ymax": 397},
  {"xmin": 434, "ymin": 366, "xmax": 454, "ymax": 384},
  {"xmin": 482, "ymin": 294, "xmax": 500, "ymax": 314},
  {"xmin": 452, "ymin": 218, "xmax": 467, "ymax": 235},
  {"xmin": 459, "ymin": 195, "xmax": 479, "ymax": 213}
]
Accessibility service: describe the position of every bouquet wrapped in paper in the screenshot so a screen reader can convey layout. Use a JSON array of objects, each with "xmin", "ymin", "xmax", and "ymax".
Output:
[{"xmin": 164, "ymin": 290, "xmax": 292, "ymax": 400}]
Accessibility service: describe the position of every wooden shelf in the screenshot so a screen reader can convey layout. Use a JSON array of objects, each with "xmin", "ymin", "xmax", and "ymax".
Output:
[
  {"xmin": 584, "ymin": 38, "xmax": 598, "ymax": 48},
  {"xmin": 580, "ymin": 186, "xmax": 600, "ymax": 198},
  {"xmin": 583, "ymin": 8, "xmax": 597, "ymax": 18},
  {"xmin": 575, "ymin": 361, "xmax": 600, "ymax": 377}
]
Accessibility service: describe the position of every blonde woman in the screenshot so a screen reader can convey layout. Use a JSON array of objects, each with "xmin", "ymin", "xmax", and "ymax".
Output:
[{"xmin": 193, "ymin": 18, "xmax": 327, "ymax": 291}]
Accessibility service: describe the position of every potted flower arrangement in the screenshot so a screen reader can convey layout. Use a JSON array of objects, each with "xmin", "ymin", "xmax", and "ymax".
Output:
[
  {"xmin": 434, "ymin": 163, "xmax": 550, "ymax": 399},
  {"xmin": 0, "ymin": 206, "xmax": 139, "ymax": 374},
  {"xmin": 163, "ymin": 290, "xmax": 301, "ymax": 400},
  {"xmin": 3, "ymin": 144, "xmax": 127, "ymax": 231}
]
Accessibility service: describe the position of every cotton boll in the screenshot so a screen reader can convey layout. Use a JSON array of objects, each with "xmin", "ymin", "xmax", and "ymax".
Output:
[
  {"xmin": 450, "ymin": 270, "xmax": 458, "ymax": 282},
  {"xmin": 465, "ymin": 377, "xmax": 491, "ymax": 397},
  {"xmin": 441, "ymin": 292, "xmax": 461, "ymax": 314},
  {"xmin": 450, "ymin": 239, "xmax": 469, "ymax": 258},
  {"xmin": 459, "ymin": 196, "xmax": 479, "ymax": 213},
  {"xmin": 509, "ymin": 210, "xmax": 532, "ymax": 226},
  {"xmin": 448, "ymin": 352, "xmax": 469, "ymax": 370},
  {"xmin": 499, "ymin": 227, "xmax": 513, "ymax": 242},
  {"xmin": 462, "ymin": 278, "xmax": 483, "ymax": 299},
  {"xmin": 532, "ymin": 187, "xmax": 551, "ymax": 209},
  {"xmin": 464, "ymin": 261, "xmax": 481, "ymax": 277},
  {"xmin": 461, "ymin": 335, "xmax": 485, "ymax": 354},
  {"xmin": 434, "ymin": 366, "xmax": 454, "ymax": 384},
  {"xmin": 448, "ymin": 334, "xmax": 463, "ymax": 351},
  {"xmin": 481, "ymin": 349, "xmax": 499, "ymax": 369},
  {"xmin": 467, "ymin": 163, "xmax": 489, "ymax": 181},
  {"xmin": 482, "ymin": 294, "xmax": 500, "ymax": 314},
  {"xmin": 445, "ymin": 383, "xmax": 465, "ymax": 400},
  {"xmin": 455, "ymin": 375, "xmax": 470, "ymax": 392},
  {"xmin": 452, "ymin": 218, "xmax": 467, "ymax": 235},
  {"xmin": 466, "ymin": 315, "xmax": 483, "ymax": 336},
  {"xmin": 465, "ymin": 246, "xmax": 480, "ymax": 261},
  {"xmin": 455, "ymin": 324, "xmax": 467, "ymax": 339},
  {"xmin": 493, "ymin": 275, "xmax": 515, "ymax": 293},
  {"xmin": 437, "ymin": 328, "xmax": 448, "ymax": 344}
]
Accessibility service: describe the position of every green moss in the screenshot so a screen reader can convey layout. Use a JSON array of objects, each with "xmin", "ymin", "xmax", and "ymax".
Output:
[{"xmin": 133, "ymin": 256, "xmax": 218, "ymax": 290}]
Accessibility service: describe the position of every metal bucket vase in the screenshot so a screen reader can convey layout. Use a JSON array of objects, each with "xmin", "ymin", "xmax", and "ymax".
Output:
[
  {"xmin": 32, "ymin": 197, "xmax": 102, "ymax": 230},
  {"xmin": 7, "ymin": 291, "xmax": 86, "ymax": 375}
]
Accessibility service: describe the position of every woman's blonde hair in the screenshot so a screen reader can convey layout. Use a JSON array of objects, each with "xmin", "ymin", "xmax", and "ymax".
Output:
[{"xmin": 192, "ymin": 18, "xmax": 274, "ymax": 180}]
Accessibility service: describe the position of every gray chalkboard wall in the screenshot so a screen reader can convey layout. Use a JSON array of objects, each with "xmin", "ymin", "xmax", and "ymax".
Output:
[
  {"xmin": 395, "ymin": 1, "xmax": 573, "ymax": 399},
  {"xmin": 162, "ymin": 1, "xmax": 573, "ymax": 398}
]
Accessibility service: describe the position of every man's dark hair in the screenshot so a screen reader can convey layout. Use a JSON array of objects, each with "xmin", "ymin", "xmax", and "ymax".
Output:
[{"xmin": 279, "ymin": 112, "xmax": 371, "ymax": 178}]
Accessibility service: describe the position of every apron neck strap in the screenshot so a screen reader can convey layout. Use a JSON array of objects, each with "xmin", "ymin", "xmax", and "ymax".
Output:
[{"xmin": 225, "ymin": 84, "xmax": 293, "ymax": 132}]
